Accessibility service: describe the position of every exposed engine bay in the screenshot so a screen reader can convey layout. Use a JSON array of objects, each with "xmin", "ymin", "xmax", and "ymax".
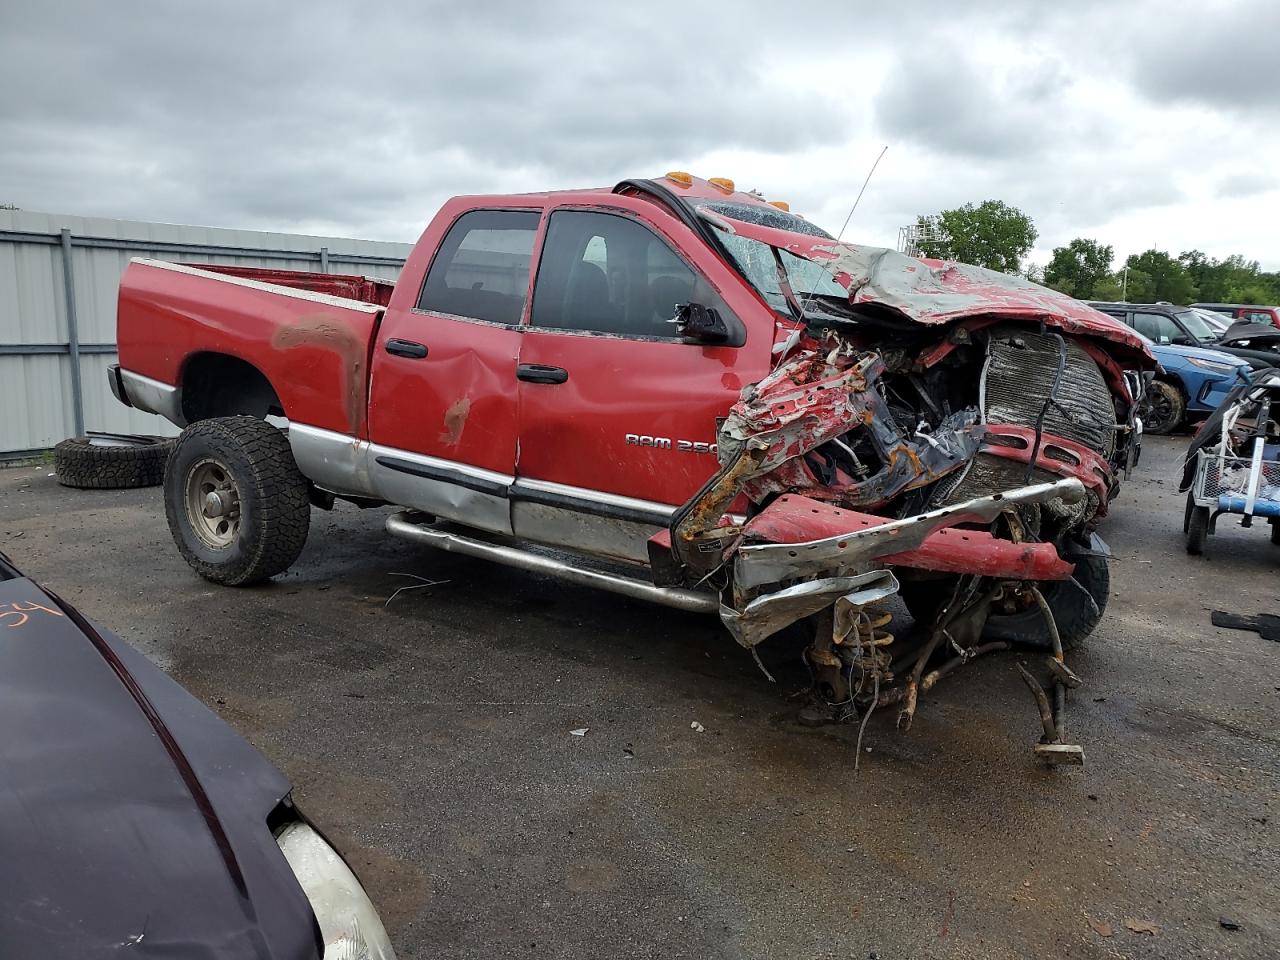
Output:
[{"xmin": 660, "ymin": 308, "xmax": 1147, "ymax": 764}]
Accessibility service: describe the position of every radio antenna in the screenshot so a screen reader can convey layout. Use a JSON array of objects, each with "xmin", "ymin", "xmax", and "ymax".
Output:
[
  {"xmin": 796, "ymin": 145, "xmax": 888, "ymax": 318},
  {"xmin": 836, "ymin": 144, "xmax": 888, "ymax": 243}
]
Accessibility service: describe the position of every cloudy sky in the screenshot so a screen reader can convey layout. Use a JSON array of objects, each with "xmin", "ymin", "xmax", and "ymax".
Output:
[{"xmin": 3, "ymin": 1, "xmax": 1278, "ymax": 270}]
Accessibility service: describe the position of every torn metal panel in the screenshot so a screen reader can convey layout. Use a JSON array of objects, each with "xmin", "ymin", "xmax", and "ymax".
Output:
[
  {"xmin": 738, "ymin": 492, "xmax": 1076, "ymax": 582},
  {"xmin": 720, "ymin": 570, "xmax": 899, "ymax": 649},
  {"xmin": 733, "ymin": 478, "xmax": 1085, "ymax": 590},
  {"xmin": 979, "ymin": 425, "xmax": 1114, "ymax": 505},
  {"xmin": 715, "ymin": 340, "xmax": 983, "ymax": 508}
]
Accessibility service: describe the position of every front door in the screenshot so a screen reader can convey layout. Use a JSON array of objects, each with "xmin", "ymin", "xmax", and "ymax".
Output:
[
  {"xmin": 512, "ymin": 206, "xmax": 766, "ymax": 560},
  {"xmin": 367, "ymin": 208, "xmax": 538, "ymax": 534}
]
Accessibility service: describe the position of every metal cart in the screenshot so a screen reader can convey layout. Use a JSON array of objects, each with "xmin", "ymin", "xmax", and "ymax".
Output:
[{"xmin": 1185, "ymin": 390, "xmax": 1280, "ymax": 554}]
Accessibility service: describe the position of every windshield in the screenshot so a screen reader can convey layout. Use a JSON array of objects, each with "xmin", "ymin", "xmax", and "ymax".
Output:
[
  {"xmin": 1192, "ymin": 308, "xmax": 1230, "ymax": 334},
  {"xmin": 684, "ymin": 199, "xmax": 849, "ymax": 316},
  {"xmin": 1175, "ymin": 309, "xmax": 1220, "ymax": 344}
]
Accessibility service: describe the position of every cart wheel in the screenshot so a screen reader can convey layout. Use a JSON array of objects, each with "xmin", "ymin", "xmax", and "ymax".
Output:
[
  {"xmin": 1186, "ymin": 505, "xmax": 1210, "ymax": 555},
  {"xmin": 1183, "ymin": 491, "xmax": 1194, "ymax": 534},
  {"xmin": 1271, "ymin": 521, "xmax": 1280, "ymax": 546}
]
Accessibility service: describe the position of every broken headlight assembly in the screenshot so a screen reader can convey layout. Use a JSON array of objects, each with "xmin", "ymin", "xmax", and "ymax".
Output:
[{"xmin": 275, "ymin": 821, "xmax": 397, "ymax": 960}]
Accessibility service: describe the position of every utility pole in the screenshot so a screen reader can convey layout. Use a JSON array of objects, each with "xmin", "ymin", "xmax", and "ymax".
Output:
[{"xmin": 1121, "ymin": 265, "xmax": 1129, "ymax": 302}]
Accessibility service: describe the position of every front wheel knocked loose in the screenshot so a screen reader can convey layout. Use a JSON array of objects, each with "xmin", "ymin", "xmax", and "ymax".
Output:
[{"xmin": 164, "ymin": 417, "xmax": 311, "ymax": 585}]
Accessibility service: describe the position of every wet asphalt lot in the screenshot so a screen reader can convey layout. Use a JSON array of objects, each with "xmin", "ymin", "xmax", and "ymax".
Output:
[{"xmin": 1, "ymin": 434, "xmax": 1276, "ymax": 960}]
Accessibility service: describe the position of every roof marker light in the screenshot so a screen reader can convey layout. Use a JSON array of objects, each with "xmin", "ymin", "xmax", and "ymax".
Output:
[
  {"xmin": 708, "ymin": 177, "xmax": 735, "ymax": 192},
  {"xmin": 768, "ymin": 200, "xmax": 790, "ymax": 211},
  {"xmin": 664, "ymin": 171, "xmax": 693, "ymax": 186}
]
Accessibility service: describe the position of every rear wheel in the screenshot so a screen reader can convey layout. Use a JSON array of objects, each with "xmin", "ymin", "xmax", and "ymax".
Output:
[
  {"xmin": 164, "ymin": 417, "xmax": 310, "ymax": 585},
  {"xmin": 1140, "ymin": 380, "xmax": 1186, "ymax": 435}
]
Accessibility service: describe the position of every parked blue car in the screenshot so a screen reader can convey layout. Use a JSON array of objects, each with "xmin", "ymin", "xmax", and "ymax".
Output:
[{"xmin": 1134, "ymin": 329, "xmax": 1252, "ymax": 434}]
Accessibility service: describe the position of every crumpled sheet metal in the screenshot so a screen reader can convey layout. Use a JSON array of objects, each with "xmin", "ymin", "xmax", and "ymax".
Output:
[
  {"xmin": 733, "ymin": 477, "xmax": 1085, "ymax": 590},
  {"xmin": 980, "ymin": 424, "xmax": 1114, "ymax": 505},
  {"xmin": 711, "ymin": 214, "xmax": 1153, "ymax": 364},
  {"xmin": 720, "ymin": 569, "xmax": 899, "ymax": 649},
  {"xmin": 717, "ymin": 341, "xmax": 982, "ymax": 508},
  {"xmin": 738, "ymin": 491, "xmax": 1076, "ymax": 582}
]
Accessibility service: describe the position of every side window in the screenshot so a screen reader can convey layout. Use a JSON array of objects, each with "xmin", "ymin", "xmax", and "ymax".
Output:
[
  {"xmin": 1243, "ymin": 310, "xmax": 1272, "ymax": 324},
  {"xmin": 417, "ymin": 210, "xmax": 539, "ymax": 325},
  {"xmin": 530, "ymin": 210, "xmax": 740, "ymax": 343},
  {"xmin": 1133, "ymin": 312, "xmax": 1180, "ymax": 344}
]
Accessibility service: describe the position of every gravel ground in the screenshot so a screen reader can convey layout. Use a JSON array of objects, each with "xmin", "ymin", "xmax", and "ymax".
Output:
[{"xmin": 1, "ymin": 434, "xmax": 1276, "ymax": 959}]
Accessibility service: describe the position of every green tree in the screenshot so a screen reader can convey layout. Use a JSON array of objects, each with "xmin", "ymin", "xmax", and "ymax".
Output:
[
  {"xmin": 1180, "ymin": 251, "xmax": 1255, "ymax": 302},
  {"xmin": 1122, "ymin": 250, "xmax": 1196, "ymax": 304},
  {"xmin": 1119, "ymin": 266, "xmax": 1154, "ymax": 302},
  {"xmin": 1092, "ymin": 273, "xmax": 1125, "ymax": 301},
  {"xmin": 1043, "ymin": 238, "xmax": 1114, "ymax": 298},
  {"xmin": 914, "ymin": 200, "xmax": 1038, "ymax": 274}
]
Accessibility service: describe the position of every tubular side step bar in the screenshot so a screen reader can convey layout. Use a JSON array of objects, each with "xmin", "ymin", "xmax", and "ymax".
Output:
[{"xmin": 385, "ymin": 511, "xmax": 718, "ymax": 614}]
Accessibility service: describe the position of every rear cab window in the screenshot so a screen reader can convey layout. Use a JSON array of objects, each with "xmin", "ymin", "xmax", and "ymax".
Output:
[{"xmin": 417, "ymin": 210, "xmax": 539, "ymax": 325}]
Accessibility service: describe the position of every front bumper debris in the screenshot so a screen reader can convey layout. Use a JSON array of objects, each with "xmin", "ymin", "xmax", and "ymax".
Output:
[{"xmin": 731, "ymin": 478, "xmax": 1084, "ymax": 594}]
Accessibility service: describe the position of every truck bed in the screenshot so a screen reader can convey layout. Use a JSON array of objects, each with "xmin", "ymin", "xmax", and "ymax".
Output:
[
  {"xmin": 116, "ymin": 258, "xmax": 388, "ymax": 436},
  {"xmin": 195, "ymin": 264, "xmax": 396, "ymax": 307}
]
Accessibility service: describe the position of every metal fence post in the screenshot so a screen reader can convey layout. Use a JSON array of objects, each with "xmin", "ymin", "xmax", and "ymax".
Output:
[
  {"xmin": 319, "ymin": 246, "xmax": 329, "ymax": 273},
  {"xmin": 59, "ymin": 228, "xmax": 86, "ymax": 437}
]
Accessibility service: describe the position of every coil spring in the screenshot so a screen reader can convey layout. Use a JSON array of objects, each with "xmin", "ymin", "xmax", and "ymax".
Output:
[{"xmin": 834, "ymin": 602, "xmax": 895, "ymax": 676}]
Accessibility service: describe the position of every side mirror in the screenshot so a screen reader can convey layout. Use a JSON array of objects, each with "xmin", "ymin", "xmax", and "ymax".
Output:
[{"xmin": 671, "ymin": 302, "xmax": 730, "ymax": 344}]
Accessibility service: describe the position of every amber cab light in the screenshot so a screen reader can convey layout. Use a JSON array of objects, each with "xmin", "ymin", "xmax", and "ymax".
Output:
[
  {"xmin": 768, "ymin": 200, "xmax": 790, "ymax": 211},
  {"xmin": 664, "ymin": 171, "xmax": 694, "ymax": 186},
  {"xmin": 708, "ymin": 177, "xmax": 735, "ymax": 192}
]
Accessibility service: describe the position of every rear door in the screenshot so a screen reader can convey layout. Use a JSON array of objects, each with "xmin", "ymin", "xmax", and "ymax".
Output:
[
  {"xmin": 1131, "ymin": 310, "xmax": 1184, "ymax": 345},
  {"xmin": 511, "ymin": 204, "xmax": 769, "ymax": 560},
  {"xmin": 366, "ymin": 207, "xmax": 539, "ymax": 534}
]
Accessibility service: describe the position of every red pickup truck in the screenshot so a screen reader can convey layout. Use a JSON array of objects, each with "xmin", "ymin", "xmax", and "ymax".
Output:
[{"xmin": 111, "ymin": 173, "xmax": 1152, "ymax": 741}]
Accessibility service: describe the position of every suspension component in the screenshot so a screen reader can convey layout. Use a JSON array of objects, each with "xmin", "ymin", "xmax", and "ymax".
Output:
[{"xmin": 1019, "ymin": 585, "xmax": 1085, "ymax": 766}]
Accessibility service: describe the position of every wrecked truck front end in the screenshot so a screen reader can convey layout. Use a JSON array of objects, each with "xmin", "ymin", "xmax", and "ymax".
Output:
[{"xmin": 657, "ymin": 204, "xmax": 1153, "ymax": 761}]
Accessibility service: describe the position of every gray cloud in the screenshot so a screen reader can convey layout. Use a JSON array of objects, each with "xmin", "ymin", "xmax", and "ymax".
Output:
[
  {"xmin": 1124, "ymin": 1, "xmax": 1280, "ymax": 113},
  {"xmin": 873, "ymin": 45, "xmax": 1070, "ymax": 159},
  {"xmin": 1217, "ymin": 171, "xmax": 1277, "ymax": 199},
  {"xmin": 0, "ymin": 0, "xmax": 1276, "ymax": 268}
]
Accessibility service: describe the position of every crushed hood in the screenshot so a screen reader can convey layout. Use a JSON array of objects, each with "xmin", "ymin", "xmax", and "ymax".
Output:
[{"xmin": 713, "ymin": 215, "xmax": 1154, "ymax": 365}]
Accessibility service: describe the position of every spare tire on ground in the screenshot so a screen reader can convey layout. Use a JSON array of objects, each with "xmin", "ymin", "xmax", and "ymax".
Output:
[{"xmin": 53, "ymin": 433, "xmax": 176, "ymax": 489}]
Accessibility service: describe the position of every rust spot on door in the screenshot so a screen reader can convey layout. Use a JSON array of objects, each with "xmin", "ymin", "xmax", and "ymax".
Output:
[{"xmin": 440, "ymin": 397, "xmax": 471, "ymax": 446}]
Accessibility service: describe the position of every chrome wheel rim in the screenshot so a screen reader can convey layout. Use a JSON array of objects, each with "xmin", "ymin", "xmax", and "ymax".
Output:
[{"xmin": 185, "ymin": 458, "xmax": 241, "ymax": 549}]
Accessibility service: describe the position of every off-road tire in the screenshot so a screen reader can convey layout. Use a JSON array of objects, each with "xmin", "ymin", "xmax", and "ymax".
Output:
[
  {"xmin": 1140, "ymin": 380, "xmax": 1186, "ymax": 435},
  {"xmin": 53, "ymin": 434, "xmax": 175, "ymax": 489},
  {"xmin": 164, "ymin": 417, "xmax": 310, "ymax": 585},
  {"xmin": 900, "ymin": 555, "xmax": 1110, "ymax": 654}
]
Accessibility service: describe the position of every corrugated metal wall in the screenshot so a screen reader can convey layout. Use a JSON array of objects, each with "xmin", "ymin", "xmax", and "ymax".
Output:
[{"xmin": 0, "ymin": 210, "xmax": 411, "ymax": 458}]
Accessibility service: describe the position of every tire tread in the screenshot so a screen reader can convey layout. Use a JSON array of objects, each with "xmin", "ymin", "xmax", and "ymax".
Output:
[
  {"xmin": 164, "ymin": 417, "xmax": 310, "ymax": 585},
  {"xmin": 54, "ymin": 436, "xmax": 174, "ymax": 489}
]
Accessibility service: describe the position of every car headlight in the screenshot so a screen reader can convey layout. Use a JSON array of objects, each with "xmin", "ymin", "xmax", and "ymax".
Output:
[
  {"xmin": 1186, "ymin": 356, "xmax": 1235, "ymax": 373},
  {"xmin": 276, "ymin": 821, "xmax": 397, "ymax": 960}
]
